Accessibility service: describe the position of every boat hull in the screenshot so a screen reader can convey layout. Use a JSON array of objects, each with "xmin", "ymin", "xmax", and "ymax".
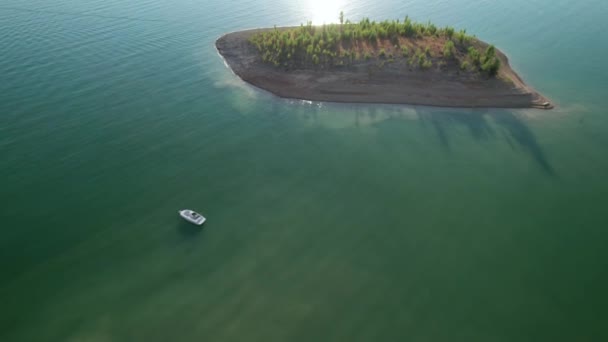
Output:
[{"xmin": 179, "ymin": 210, "xmax": 206, "ymax": 226}]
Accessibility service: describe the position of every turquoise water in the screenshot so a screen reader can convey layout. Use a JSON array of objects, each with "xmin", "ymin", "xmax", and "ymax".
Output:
[{"xmin": 1, "ymin": 0, "xmax": 607, "ymax": 340}]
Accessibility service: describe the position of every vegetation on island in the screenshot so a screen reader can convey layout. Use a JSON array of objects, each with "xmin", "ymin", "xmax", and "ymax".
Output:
[{"xmin": 249, "ymin": 13, "xmax": 501, "ymax": 76}]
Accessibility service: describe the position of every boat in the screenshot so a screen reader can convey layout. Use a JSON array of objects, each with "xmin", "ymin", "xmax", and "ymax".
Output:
[{"xmin": 179, "ymin": 209, "xmax": 206, "ymax": 225}]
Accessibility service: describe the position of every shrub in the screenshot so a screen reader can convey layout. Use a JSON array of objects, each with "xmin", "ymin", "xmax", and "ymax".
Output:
[
  {"xmin": 401, "ymin": 46, "xmax": 409, "ymax": 57},
  {"xmin": 367, "ymin": 29, "xmax": 377, "ymax": 42},
  {"xmin": 482, "ymin": 57, "xmax": 500, "ymax": 76},
  {"xmin": 364, "ymin": 52, "xmax": 371, "ymax": 60},
  {"xmin": 445, "ymin": 27, "xmax": 455, "ymax": 39},
  {"xmin": 443, "ymin": 40, "xmax": 455, "ymax": 58},
  {"xmin": 460, "ymin": 61, "xmax": 469, "ymax": 70},
  {"xmin": 379, "ymin": 48, "xmax": 386, "ymax": 58},
  {"xmin": 306, "ymin": 44, "xmax": 314, "ymax": 56},
  {"xmin": 418, "ymin": 53, "xmax": 426, "ymax": 67},
  {"xmin": 426, "ymin": 22, "xmax": 438, "ymax": 36},
  {"xmin": 482, "ymin": 45, "xmax": 496, "ymax": 64},
  {"xmin": 480, "ymin": 45, "xmax": 500, "ymax": 76},
  {"xmin": 467, "ymin": 47, "xmax": 481, "ymax": 67},
  {"xmin": 456, "ymin": 29, "xmax": 469, "ymax": 45}
]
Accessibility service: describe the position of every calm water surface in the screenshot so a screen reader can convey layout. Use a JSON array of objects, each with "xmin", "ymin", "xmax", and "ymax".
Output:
[{"xmin": 1, "ymin": 0, "xmax": 607, "ymax": 341}]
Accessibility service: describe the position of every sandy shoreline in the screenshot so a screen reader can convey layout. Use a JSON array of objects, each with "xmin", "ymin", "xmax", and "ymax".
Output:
[{"xmin": 216, "ymin": 28, "xmax": 552, "ymax": 109}]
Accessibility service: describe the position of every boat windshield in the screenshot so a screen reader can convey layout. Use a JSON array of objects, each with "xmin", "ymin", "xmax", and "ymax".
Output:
[{"xmin": 191, "ymin": 212, "xmax": 199, "ymax": 218}]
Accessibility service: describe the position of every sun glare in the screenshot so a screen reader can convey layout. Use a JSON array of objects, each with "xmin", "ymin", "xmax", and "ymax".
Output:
[{"xmin": 308, "ymin": 0, "xmax": 344, "ymax": 25}]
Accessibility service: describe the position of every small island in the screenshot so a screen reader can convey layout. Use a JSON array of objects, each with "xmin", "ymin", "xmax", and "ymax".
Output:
[{"xmin": 216, "ymin": 15, "xmax": 552, "ymax": 109}]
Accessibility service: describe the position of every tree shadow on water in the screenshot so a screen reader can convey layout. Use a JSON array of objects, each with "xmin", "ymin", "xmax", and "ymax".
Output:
[
  {"xmin": 489, "ymin": 111, "xmax": 555, "ymax": 176},
  {"xmin": 417, "ymin": 108, "xmax": 555, "ymax": 176},
  {"xmin": 418, "ymin": 109, "xmax": 496, "ymax": 153}
]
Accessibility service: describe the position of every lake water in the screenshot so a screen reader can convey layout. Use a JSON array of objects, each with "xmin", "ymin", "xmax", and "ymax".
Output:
[{"xmin": 1, "ymin": 0, "xmax": 607, "ymax": 340}]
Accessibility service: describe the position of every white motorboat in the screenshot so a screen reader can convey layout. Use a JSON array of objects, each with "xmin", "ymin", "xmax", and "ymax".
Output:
[{"xmin": 179, "ymin": 209, "xmax": 206, "ymax": 225}]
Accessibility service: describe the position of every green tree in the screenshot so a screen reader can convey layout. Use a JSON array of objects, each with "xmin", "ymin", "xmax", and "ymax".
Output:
[
  {"xmin": 479, "ymin": 45, "xmax": 500, "ymax": 76},
  {"xmin": 426, "ymin": 22, "xmax": 437, "ymax": 36},
  {"xmin": 306, "ymin": 44, "xmax": 314, "ymax": 56},
  {"xmin": 249, "ymin": 13, "xmax": 486, "ymax": 70},
  {"xmin": 456, "ymin": 29, "xmax": 469, "ymax": 45},
  {"xmin": 467, "ymin": 47, "xmax": 481, "ymax": 67},
  {"xmin": 481, "ymin": 57, "xmax": 500, "ymax": 76},
  {"xmin": 445, "ymin": 27, "xmax": 455, "ymax": 39},
  {"xmin": 418, "ymin": 53, "xmax": 426, "ymax": 67},
  {"xmin": 443, "ymin": 40, "xmax": 455, "ymax": 59},
  {"xmin": 482, "ymin": 45, "xmax": 496, "ymax": 64}
]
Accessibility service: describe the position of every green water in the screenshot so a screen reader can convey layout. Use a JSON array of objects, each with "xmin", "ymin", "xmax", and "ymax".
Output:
[{"xmin": 1, "ymin": 0, "xmax": 607, "ymax": 340}]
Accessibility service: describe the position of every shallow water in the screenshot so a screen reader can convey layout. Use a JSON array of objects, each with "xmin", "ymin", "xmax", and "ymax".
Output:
[{"xmin": 1, "ymin": 0, "xmax": 607, "ymax": 340}]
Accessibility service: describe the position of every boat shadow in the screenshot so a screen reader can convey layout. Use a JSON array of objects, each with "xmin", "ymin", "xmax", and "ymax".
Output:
[{"xmin": 177, "ymin": 221, "xmax": 204, "ymax": 238}]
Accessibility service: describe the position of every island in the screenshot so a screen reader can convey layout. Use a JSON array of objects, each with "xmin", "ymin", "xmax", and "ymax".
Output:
[{"xmin": 216, "ymin": 15, "xmax": 552, "ymax": 109}]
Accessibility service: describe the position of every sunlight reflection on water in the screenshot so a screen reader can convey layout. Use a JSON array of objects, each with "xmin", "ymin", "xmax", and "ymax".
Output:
[{"xmin": 307, "ymin": 0, "xmax": 345, "ymax": 24}]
